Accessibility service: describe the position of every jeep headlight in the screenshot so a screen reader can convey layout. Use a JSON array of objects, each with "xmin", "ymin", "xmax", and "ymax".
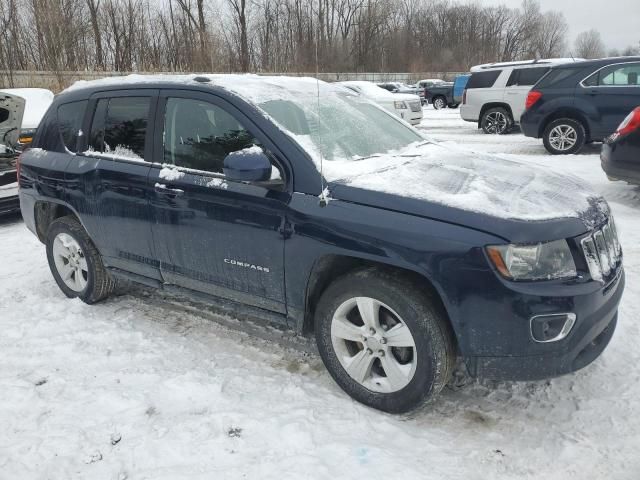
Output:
[
  {"xmin": 394, "ymin": 101, "xmax": 407, "ymax": 109},
  {"xmin": 486, "ymin": 239, "xmax": 577, "ymax": 281}
]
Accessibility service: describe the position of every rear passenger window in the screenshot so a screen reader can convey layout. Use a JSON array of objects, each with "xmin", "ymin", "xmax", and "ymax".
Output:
[
  {"xmin": 88, "ymin": 97, "xmax": 150, "ymax": 160},
  {"xmin": 57, "ymin": 101, "xmax": 87, "ymax": 153},
  {"xmin": 506, "ymin": 67, "xmax": 550, "ymax": 87},
  {"xmin": 466, "ymin": 70, "xmax": 502, "ymax": 89},
  {"xmin": 586, "ymin": 63, "xmax": 640, "ymax": 86},
  {"xmin": 163, "ymin": 98, "xmax": 257, "ymax": 174}
]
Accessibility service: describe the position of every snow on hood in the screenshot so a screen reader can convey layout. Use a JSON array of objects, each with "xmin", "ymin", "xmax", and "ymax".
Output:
[{"xmin": 324, "ymin": 141, "xmax": 608, "ymax": 225}]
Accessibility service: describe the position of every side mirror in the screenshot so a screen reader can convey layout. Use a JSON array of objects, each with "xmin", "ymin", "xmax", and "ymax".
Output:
[{"xmin": 223, "ymin": 146, "xmax": 272, "ymax": 182}]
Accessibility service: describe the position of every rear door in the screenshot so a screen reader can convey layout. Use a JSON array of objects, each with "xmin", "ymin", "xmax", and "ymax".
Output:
[
  {"xmin": 148, "ymin": 90, "xmax": 290, "ymax": 314},
  {"xmin": 580, "ymin": 62, "xmax": 640, "ymax": 138},
  {"xmin": 66, "ymin": 90, "xmax": 160, "ymax": 280},
  {"xmin": 503, "ymin": 67, "xmax": 550, "ymax": 122}
]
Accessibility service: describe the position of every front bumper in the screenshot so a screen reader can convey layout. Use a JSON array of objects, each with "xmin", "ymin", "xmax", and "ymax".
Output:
[
  {"xmin": 0, "ymin": 170, "xmax": 19, "ymax": 215},
  {"xmin": 464, "ymin": 268, "xmax": 624, "ymax": 381}
]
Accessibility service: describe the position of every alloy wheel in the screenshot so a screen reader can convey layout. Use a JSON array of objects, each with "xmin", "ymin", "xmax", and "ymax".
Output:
[
  {"xmin": 549, "ymin": 124, "xmax": 578, "ymax": 151},
  {"xmin": 485, "ymin": 111, "xmax": 508, "ymax": 134},
  {"xmin": 330, "ymin": 296, "xmax": 417, "ymax": 393},
  {"xmin": 52, "ymin": 232, "xmax": 88, "ymax": 292}
]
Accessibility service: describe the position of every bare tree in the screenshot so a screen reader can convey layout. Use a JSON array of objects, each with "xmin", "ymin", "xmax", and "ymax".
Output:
[{"xmin": 574, "ymin": 29, "xmax": 605, "ymax": 59}]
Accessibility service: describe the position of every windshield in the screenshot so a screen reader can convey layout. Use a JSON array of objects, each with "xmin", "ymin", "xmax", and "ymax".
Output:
[{"xmin": 258, "ymin": 91, "xmax": 423, "ymax": 164}]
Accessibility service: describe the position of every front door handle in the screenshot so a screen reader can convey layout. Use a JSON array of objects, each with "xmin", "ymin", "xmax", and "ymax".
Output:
[{"xmin": 154, "ymin": 183, "xmax": 184, "ymax": 196}]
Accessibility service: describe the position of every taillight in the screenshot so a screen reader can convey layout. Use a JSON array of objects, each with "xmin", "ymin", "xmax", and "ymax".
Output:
[
  {"xmin": 614, "ymin": 106, "xmax": 640, "ymax": 138},
  {"xmin": 462, "ymin": 90, "xmax": 467, "ymax": 105},
  {"xmin": 525, "ymin": 90, "xmax": 543, "ymax": 110}
]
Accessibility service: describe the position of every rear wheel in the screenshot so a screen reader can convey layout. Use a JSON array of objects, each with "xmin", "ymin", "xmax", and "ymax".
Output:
[
  {"xmin": 46, "ymin": 216, "xmax": 115, "ymax": 304},
  {"xmin": 481, "ymin": 107, "xmax": 512, "ymax": 134},
  {"xmin": 314, "ymin": 268, "xmax": 455, "ymax": 413},
  {"xmin": 432, "ymin": 96, "xmax": 446, "ymax": 110},
  {"xmin": 542, "ymin": 118, "xmax": 586, "ymax": 155}
]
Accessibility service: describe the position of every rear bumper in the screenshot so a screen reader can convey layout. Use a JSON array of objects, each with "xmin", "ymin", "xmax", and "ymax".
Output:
[
  {"xmin": 459, "ymin": 104, "xmax": 478, "ymax": 123},
  {"xmin": 0, "ymin": 192, "xmax": 20, "ymax": 215},
  {"xmin": 520, "ymin": 111, "xmax": 541, "ymax": 138},
  {"xmin": 601, "ymin": 140, "xmax": 640, "ymax": 185},
  {"xmin": 464, "ymin": 268, "xmax": 624, "ymax": 381}
]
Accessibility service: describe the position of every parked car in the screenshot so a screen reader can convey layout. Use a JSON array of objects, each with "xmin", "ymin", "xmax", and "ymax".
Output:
[
  {"xmin": 424, "ymin": 82, "xmax": 457, "ymax": 109},
  {"xmin": 19, "ymin": 74, "xmax": 623, "ymax": 413},
  {"xmin": 415, "ymin": 79, "xmax": 446, "ymax": 104},
  {"xmin": 521, "ymin": 57, "xmax": 640, "ymax": 154},
  {"xmin": 377, "ymin": 82, "xmax": 419, "ymax": 95},
  {"xmin": 461, "ymin": 59, "xmax": 581, "ymax": 134},
  {"xmin": 0, "ymin": 88, "xmax": 54, "ymax": 215},
  {"xmin": 338, "ymin": 81, "xmax": 423, "ymax": 125},
  {"xmin": 601, "ymin": 106, "xmax": 640, "ymax": 182}
]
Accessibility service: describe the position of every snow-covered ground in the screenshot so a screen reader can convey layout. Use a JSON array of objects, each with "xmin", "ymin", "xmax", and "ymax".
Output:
[{"xmin": 2, "ymin": 107, "xmax": 640, "ymax": 479}]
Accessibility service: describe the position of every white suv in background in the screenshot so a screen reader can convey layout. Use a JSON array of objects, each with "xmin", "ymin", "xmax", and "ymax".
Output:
[
  {"xmin": 338, "ymin": 81, "xmax": 423, "ymax": 125},
  {"xmin": 460, "ymin": 59, "xmax": 582, "ymax": 134}
]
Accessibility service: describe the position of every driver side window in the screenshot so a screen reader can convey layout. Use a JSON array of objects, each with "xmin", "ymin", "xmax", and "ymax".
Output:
[{"xmin": 163, "ymin": 98, "xmax": 259, "ymax": 174}]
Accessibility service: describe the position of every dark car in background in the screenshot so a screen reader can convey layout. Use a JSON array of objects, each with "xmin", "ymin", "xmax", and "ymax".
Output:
[
  {"xmin": 601, "ymin": 106, "xmax": 640, "ymax": 183},
  {"xmin": 521, "ymin": 57, "xmax": 640, "ymax": 154}
]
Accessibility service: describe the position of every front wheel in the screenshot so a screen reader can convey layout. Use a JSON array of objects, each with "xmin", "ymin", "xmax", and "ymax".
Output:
[
  {"xmin": 46, "ymin": 216, "xmax": 115, "ymax": 304},
  {"xmin": 542, "ymin": 118, "xmax": 586, "ymax": 155},
  {"xmin": 314, "ymin": 268, "xmax": 455, "ymax": 413}
]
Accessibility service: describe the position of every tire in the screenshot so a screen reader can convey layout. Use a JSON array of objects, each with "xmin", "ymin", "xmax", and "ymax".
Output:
[
  {"xmin": 480, "ymin": 107, "xmax": 512, "ymax": 134},
  {"xmin": 542, "ymin": 118, "xmax": 586, "ymax": 155},
  {"xmin": 432, "ymin": 96, "xmax": 446, "ymax": 110},
  {"xmin": 314, "ymin": 268, "xmax": 455, "ymax": 413},
  {"xmin": 46, "ymin": 215, "xmax": 115, "ymax": 304}
]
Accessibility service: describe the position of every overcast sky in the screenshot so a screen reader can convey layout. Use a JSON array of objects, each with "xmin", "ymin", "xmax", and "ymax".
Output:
[{"xmin": 479, "ymin": 0, "xmax": 640, "ymax": 51}]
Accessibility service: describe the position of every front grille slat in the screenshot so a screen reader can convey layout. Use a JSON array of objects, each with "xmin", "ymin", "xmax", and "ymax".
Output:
[{"xmin": 581, "ymin": 218, "xmax": 621, "ymax": 283}]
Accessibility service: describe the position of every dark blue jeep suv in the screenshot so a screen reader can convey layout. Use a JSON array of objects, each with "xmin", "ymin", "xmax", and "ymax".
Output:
[
  {"xmin": 521, "ymin": 57, "xmax": 640, "ymax": 154},
  {"xmin": 18, "ymin": 75, "xmax": 624, "ymax": 412}
]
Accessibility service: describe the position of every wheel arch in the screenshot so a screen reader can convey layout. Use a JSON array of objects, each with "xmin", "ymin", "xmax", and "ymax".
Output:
[
  {"xmin": 301, "ymin": 254, "xmax": 456, "ymax": 346},
  {"xmin": 479, "ymin": 102, "xmax": 514, "ymax": 125},
  {"xmin": 34, "ymin": 200, "xmax": 82, "ymax": 243},
  {"xmin": 539, "ymin": 108, "xmax": 591, "ymax": 140}
]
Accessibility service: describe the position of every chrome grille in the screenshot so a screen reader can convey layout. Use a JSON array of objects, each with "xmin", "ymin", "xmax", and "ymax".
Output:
[
  {"xmin": 581, "ymin": 218, "xmax": 621, "ymax": 282},
  {"xmin": 409, "ymin": 101, "xmax": 422, "ymax": 112}
]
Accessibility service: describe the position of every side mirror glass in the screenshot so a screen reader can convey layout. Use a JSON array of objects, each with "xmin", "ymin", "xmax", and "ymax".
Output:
[{"xmin": 223, "ymin": 146, "xmax": 272, "ymax": 182}]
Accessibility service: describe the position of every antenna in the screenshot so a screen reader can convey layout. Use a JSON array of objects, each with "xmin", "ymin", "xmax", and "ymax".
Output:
[{"xmin": 316, "ymin": 21, "xmax": 329, "ymax": 207}]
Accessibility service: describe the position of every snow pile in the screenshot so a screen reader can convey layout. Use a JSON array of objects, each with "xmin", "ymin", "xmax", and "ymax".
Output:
[
  {"xmin": 206, "ymin": 177, "xmax": 228, "ymax": 189},
  {"xmin": 159, "ymin": 166, "xmax": 185, "ymax": 181},
  {"xmin": 83, "ymin": 145, "xmax": 143, "ymax": 162}
]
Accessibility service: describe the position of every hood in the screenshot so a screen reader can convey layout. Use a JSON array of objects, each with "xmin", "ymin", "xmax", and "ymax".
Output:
[
  {"xmin": 325, "ymin": 142, "xmax": 608, "ymax": 243},
  {"xmin": 391, "ymin": 93, "xmax": 420, "ymax": 102},
  {"xmin": 0, "ymin": 88, "xmax": 54, "ymax": 129},
  {"xmin": 0, "ymin": 92, "xmax": 25, "ymax": 153}
]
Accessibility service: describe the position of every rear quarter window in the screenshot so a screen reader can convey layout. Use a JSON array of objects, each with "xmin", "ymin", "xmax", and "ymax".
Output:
[
  {"xmin": 466, "ymin": 70, "xmax": 502, "ymax": 89},
  {"xmin": 536, "ymin": 67, "xmax": 583, "ymax": 88},
  {"xmin": 57, "ymin": 101, "xmax": 87, "ymax": 153},
  {"xmin": 506, "ymin": 67, "xmax": 550, "ymax": 87}
]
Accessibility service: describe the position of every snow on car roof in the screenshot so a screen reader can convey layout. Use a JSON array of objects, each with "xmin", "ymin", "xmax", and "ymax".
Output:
[
  {"xmin": 470, "ymin": 58, "xmax": 584, "ymax": 72},
  {"xmin": 64, "ymin": 74, "xmax": 346, "ymax": 105},
  {"xmin": 0, "ymin": 88, "xmax": 54, "ymax": 129}
]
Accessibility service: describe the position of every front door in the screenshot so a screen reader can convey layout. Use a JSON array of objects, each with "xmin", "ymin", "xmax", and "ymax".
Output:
[{"xmin": 148, "ymin": 90, "xmax": 290, "ymax": 314}]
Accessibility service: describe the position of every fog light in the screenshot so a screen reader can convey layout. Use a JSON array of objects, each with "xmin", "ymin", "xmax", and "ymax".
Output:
[{"xmin": 530, "ymin": 313, "xmax": 576, "ymax": 343}]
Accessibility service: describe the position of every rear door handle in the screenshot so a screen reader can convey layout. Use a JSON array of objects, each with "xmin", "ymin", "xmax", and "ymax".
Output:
[{"xmin": 154, "ymin": 183, "xmax": 184, "ymax": 196}]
